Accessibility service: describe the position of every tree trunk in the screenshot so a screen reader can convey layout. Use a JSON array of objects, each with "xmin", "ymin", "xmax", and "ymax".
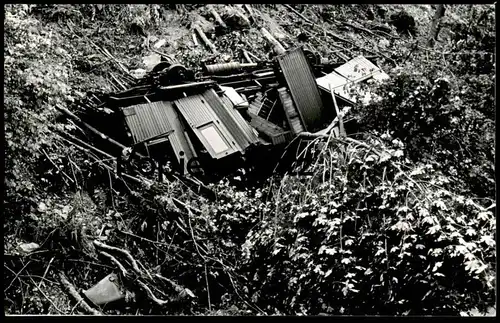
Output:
[{"xmin": 428, "ymin": 4, "xmax": 446, "ymax": 47}]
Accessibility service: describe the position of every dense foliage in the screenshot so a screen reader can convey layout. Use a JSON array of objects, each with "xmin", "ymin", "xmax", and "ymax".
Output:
[
  {"xmin": 357, "ymin": 5, "xmax": 495, "ymax": 200},
  {"xmin": 241, "ymin": 136, "xmax": 495, "ymax": 315}
]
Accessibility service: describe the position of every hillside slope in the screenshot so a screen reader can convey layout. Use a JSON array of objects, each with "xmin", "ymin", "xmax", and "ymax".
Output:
[{"xmin": 4, "ymin": 4, "xmax": 495, "ymax": 316}]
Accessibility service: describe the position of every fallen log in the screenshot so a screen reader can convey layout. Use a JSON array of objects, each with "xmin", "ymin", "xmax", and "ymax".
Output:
[
  {"xmin": 283, "ymin": 4, "xmax": 314, "ymax": 25},
  {"xmin": 208, "ymin": 5, "xmax": 227, "ymax": 29},
  {"xmin": 243, "ymin": 4, "xmax": 255, "ymax": 23},
  {"xmin": 233, "ymin": 5, "xmax": 251, "ymax": 27},
  {"xmin": 58, "ymin": 271, "xmax": 103, "ymax": 315},
  {"xmin": 193, "ymin": 23, "xmax": 217, "ymax": 53},
  {"xmin": 242, "ymin": 49, "xmax": 253, "ymax": 63},
  {"xmin": 260, "ymin": 27, "xmax": 286, "ymax": 55},
  {"xmin": 55, "ymin": 104, "xmax": 128, "ymax": 150}
]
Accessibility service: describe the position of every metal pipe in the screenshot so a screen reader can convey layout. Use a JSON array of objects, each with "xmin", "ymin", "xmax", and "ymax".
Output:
[
  {"xmin": 204, "ymin": 62, "xmax": 258, "ymax": 74},
  {"xmin": 159, "ymin": 80, "xmax": 216, "ymax": 91}
]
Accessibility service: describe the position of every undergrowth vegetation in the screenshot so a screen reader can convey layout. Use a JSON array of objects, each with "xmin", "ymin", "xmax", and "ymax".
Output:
[{"xmin": 4, "ymin": 4, "xmax": 495, "ymax": 316}]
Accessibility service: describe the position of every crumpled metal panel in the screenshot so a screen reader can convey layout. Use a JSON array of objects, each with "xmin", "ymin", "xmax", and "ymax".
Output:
[
  {"xmin": 174, "ymin": 93, "xmax": 239, "ymax": 159},
  {"xmin": 277, "ymin": 47, "xmax": 325, "ymax": 132},
  {"xmin": 122, "ymin": 101, "xmax": 174, "ymax": 144},
  {"xmin": 83, "ymin": 273, "xmax": 124, "ymax": 306},
  {"xmin": 203, "ymin": 89, "xmax": 259, "ymax": 151},
  {"xmin": 334, "ymin": 55, "xmax": 388, "ymax": 83}
]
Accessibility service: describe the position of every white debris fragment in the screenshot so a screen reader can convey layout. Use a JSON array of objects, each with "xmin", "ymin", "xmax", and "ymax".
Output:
[
  {"xmin": 154, "ymin": 39, "xmax": 166, "ymax": 49},
  {"xmin": 37, "ymin": 202, "xmax": 47, "ymax": 212},
  {"xmin": 18, "ymin": 242, "xmax": 40, "ymax": 254}
]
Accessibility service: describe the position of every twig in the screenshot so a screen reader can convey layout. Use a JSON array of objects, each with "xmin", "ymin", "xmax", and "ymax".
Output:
[
  {"xmin": 242, "ymin": 49, "xmax": 253, "ymax": 63},
  {"xmin": 330, "ymin": 86, "xmax": 346, "ymax": 138},
  {"xmin": 5, "ymin": 260, "xmax": 31, "ymax": 293},
  {"xmin": 65, "ymin": 259, "xmax": 114, "ymax": 269},
  {"xmin": 37, "ymin": 256, "xmax": 55, "ymax": 290},
  {"xmin": 283, "ymin": 4, "xmax": 314, "ymax": 25},
  {"xmin": 110, "ymin": 72, "xmax": 127, "ymax": 91},
  {"xmin": 154, "ymin": 273, "xmax": 195, "ymax": 299},
  {"xmin": 246, "ymin": 50, "xmax": 261, "ymax": 62},
  {"xmin": 116, "ymin": 229, "xmax": 190, "ymax": 254},
  {"xmin": 93, "ymin": 241, "xmax": 142, "ymax": 277},
  {"xmin": 136, "ymin": 280, "xmax": 169, "ymax": 306},
  {"xmin": 99, "ymin": 251, "xmax": 129, "ymax": 276},
  {"xmin": 204, "ymin": 263, "xmax": 212, "ymax": 311},
  {"xmin": 40, "ymin": 148, "xmax": 75, "ymax": 184},
  {"xmin": 58, "ymin": 271, "xmax": 102, "ymax": 315},
  {"xmin": 27, "ymin": 274, "xmax": 64, "ymax": 314}
]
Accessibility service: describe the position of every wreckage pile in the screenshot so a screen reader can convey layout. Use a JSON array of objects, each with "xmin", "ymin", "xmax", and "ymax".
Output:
[
  {"xmin": 5, "ymin": 4, "xmax": 496, "ymax": 316},
  {"xmin": 62, "ymin": 35, "xmax": 390, "ymax": 185}
]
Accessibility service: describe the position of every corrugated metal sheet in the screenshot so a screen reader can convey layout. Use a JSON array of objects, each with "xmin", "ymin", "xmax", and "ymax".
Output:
[
  {"xmin": 122, "ymin": 101, "xmax": 174, "ymax": 144},
  {"xmin": 202, "ymin": 89, "xmax": 260, "ymax": 151},
  {"xmin": 174, "ymin": 93, "xmax": 239, "ymax": 159},
  {"xmin": 277, "ymin": 47, "xmax": 325, "ymax": 132},
  {"xmin": 334, "ymin": 55, "xmax": 388, "ymax": 83},
  {"xmin": 278, "ymin": 87, "xmax": 305, "ymax": 135},
  {"xmin": 172, "ymin": 95, "xmax": 214, "ymax": 128}
]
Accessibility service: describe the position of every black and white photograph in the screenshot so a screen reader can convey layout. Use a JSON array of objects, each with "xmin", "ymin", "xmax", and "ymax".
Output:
[{"xmin": 4, "ymin": 3, "xmax": 496, "ymax": 316}]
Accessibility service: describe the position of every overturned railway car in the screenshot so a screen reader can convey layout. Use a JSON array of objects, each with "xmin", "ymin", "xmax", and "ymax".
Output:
[{"xmin": 97, "ymin": 47, "xmax": 389, "ymax": 183}]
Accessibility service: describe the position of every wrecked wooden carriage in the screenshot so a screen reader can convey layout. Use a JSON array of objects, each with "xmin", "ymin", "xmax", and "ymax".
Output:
[{"xmin": 100, "ymin": 47, "xmax": 389, "ymax": 181}]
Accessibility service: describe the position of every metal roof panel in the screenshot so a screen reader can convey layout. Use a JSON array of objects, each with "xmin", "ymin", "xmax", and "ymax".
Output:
[
  {"xmin": 122, "ymin": 101, "xmax": 174, "ymax": 144},
  {"xmin": 203, "ymin": 89, "xmax": 259, "ymax": 151}
]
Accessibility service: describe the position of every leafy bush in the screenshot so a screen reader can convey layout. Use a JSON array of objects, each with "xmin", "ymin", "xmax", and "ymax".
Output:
[
  {"xmin": 240, "ymin": 136, "xmax": 496, "ymax": 315},
  {"xmin": 355, "ymin": 6, "xmax": 495, "ymax": 199}
]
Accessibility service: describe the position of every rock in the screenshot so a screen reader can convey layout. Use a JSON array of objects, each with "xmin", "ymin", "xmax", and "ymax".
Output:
[
  {"xmin": 131, "ymin": 68, "xmax": 147, "ymax": 79},
  {"xmin": 142, "ymin": 54, "xmax": 162, "ymax": 72},
  {"xmin": 19, "ymin": 242, "xmax": 40, "ymax": 254},
  {"xmin": 378, "ymin": 38, "xmax": 390, "ymax": 49},
  {"xmin": 390, "ymin": 10, "xmax": 417, "ymax": 36},
  {"xmin": 154, "ymin": 39, "xmax": 167, "ymax": 49},
  {"xmin": 376, "ymin": 5, "xmax": 387, "ymax": 19},
  {"xmin": 37, "ymin": 202, "xmax": 47, "ymax": 213}
]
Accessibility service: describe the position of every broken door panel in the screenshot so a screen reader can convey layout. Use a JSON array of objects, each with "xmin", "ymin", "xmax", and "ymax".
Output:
[
  {"xmin": 122, "ymin": 101, "xmax": 196, "ymax": 174},
  {"xmin": 174, "ymin": 93, "xmax": 239, "ymax": 159}
]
